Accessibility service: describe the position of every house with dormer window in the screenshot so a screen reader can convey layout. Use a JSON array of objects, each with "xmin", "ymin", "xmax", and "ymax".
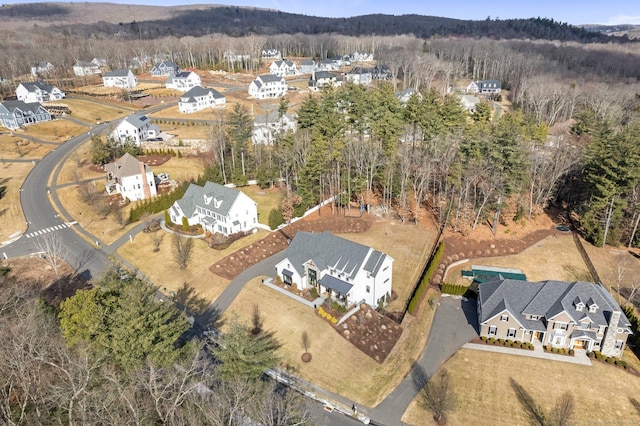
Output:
[
  {"xmin": 166, "ymin": 71, "xmax": 201, "ymax": 92},
  {"xmin": 269, "ymin": 60, "xmax": 298, "ymax": 77},
  {"xmin": 478, "ymin": 279, "xmax": 632, "ymax": 358},
  {"xmin": 467, "ymin": 79, "xmax": 502, "ymax": 94},
  {"xmin": 168, "ymin": 181, "xmax": 258, "ymax": 236},
  {"xmin": 16, "ymin": 82, "xmax": 65, "ymax": 104},
  {"xmin": 103, "ymin": 69, "xmax": 137, "ymax": 89},
  {"xmin": 0, "ymin": 101, "xmax": 51, "ymax": 130},
  {"xmin": 178, "ymin": 86, "xmax": 225, "ymax": 113},
  {"xmin": 111, "ymin": 114, "xmax": 159, "ymax": 146},
  {"xmin": 275, "ymin": 231, "xmax": 394, "ymax": 309},
  {"xmin": 151, "ymin": 60, "xmax": 180, "ymax": 77},
  {"xmin": 104, "ymin": 153, "xmax": 157, "ymax": 201}
]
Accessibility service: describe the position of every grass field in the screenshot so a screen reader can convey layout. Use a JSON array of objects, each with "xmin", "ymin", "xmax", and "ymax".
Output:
[
  {"xmin": 337, "ymin": 220, "xmax": 437, "ymax": 311},
  {"xmin": 56, "ymin": 141, "xmax": 105, "ymax": 185},
  {"xmin": 402, "ymin": 349, "xmax": 640, "ymax": 425},
  {"xmin": 223, "ymin": 279, "xmax": 439, "ymax": 407},
  {"xmin": 150, "ymin": 104, "xmax": 228, "ymax": 121},
  {"xmin": 0, "ymin": 134, "xmax": 56, "ymax": 160},
  {"xmin": 19, "ymin": 119, "xmax": 89, "ymax": 142},
  {"xmin": 445, "ymin": 234, "xmax": 589, "ymax": 286},
  {"xmin": 117, "ymin": 229, "xmax": 268, "ymax": 309},
  {"xmin": 61, "ymin": 98, "xmax": 132, "ymax": 124},
  {"xmin": 0, "ymin": 162, "xmax": 32, "ymax": 242},
  {"xmin": 152, "ymin": 156, "xmax": 206, "ymax": 183},
  {"xmin": 238, "ymin": 184, "xmax": 283, "ymax": 226},
  {"xmin": 156, "ymin": 123, "xmax": 213, "ymax": 140}
]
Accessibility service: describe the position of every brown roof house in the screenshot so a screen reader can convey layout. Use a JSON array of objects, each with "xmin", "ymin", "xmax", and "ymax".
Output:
[
  {"xmin": 478, "ymin": 279, "xmax": 632, "ymax": 357},
  {"xmin": 105, "ymin": 153, "xmax": 157, "ymax": 201}
]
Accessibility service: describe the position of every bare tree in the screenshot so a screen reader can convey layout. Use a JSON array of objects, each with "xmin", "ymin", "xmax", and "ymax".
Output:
[
  {"xmin": 151, "ymin": 232, "xmax": 163, "ymax": 253},
  {"xmin": 112, "ymin": 203, "xmax": 128, "ymax": 229},
  {"xmin": 418, "ymin": 369, "xmax": 455, "ymax": 424},
  {"xmin": 172, "ymin": 234, "xmax": 194, "ymax": 269},
  {"xmin": 32, "ymin": 230, "xmax": 69, "ymax": 279}
]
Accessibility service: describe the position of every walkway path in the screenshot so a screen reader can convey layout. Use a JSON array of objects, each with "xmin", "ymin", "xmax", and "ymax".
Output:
[{"xmin": 462, "ymin": 342, "xmax": 592, "ymax": 365}]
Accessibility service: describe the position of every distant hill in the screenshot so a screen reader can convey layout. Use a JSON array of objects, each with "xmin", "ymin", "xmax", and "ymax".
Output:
[
  {"xmin": 581, "ymin": 24, "xmax": 640, "ymax": 39},
  {"xmin": 0, "ymin": 2, "xmax": 630, "ymax": 43}
]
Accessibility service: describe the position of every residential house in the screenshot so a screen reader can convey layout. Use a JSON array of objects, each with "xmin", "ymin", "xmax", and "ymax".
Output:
[
  {"xmin": 31, "ymin": 61, "xmax": 53, "ymax": 77},
  {"xmin": 269, "ymin": 60, "xmax": 298, "ymax": 77},
  {"xmin": 110, "ymin": 114, "xmax": 159, "ymax": 146},
  {"xmin": 16, "ymin": 82, "xmax": 65, "ymax": 104},
  {"xmin": 350, "ymin": 52, "xmax": 374, "ymax": 62},
  {"xmin": 477, "ymin": 279, "xmax": 633, "ymax": 358},
  {"xmin": 467, "ymin": 80, "xmax": 502, "ymax": 94},
  {"xmin": 103, "ymin": 69, "xmax": 137, "ymax": 89},
  {"xmin": 168, "ymin": 181, "xmax": 258, "ymax": 236},
  {"xmin": 104, "ymin": 153, "xmax": 157, "ymax": 201},
  {"xmin": 275, "ymin": 231, "xmax": 394, "ymax": 309},
  {"xmin": 345, "ymin": 67, "xmax": 373, "ymax": 85},
  {"xmin": 459, "ymin": 95, "xmax": 481, "ymax": 112},
  {"xmin": 262, "ymin": 48, "xmax": 281, "ymax": 59},
  {"xmin": 373, "ymin": 64, "xmax": 392, "ymax": 80},
  {"xmin": 0, "ymin": 101, "xmax": 52, "ymax": 130},
  {"xmin": 300, "ymin": 59, "xmax": 316, "ymax": 74},
  {"xmin": 178, "ymin": 86, "xmax": 226, "ymax": 113},
  {"xmin": 224, "ymin": 51, "xmax": 251, "ymax": 63},
  {"xmin": 395, "ymin": 88, "xmax": 421, "ymax": 104},
  {"xmin": 151, "ymin": 60, "xmax": 180, "ymax": 77},
  {"xmin": 252, "ymin": 111, "xmax": 296, "ymax": 145},
  {"xmin": 73, "ymin": 60, "xmax": 102, "ymax": 76},
  {"xmin": 166, "ymin": 71, "xmax": 201, "ymax": 92},
  {"xmin": 248, "ymin": 74, "xmax": 287, "ymax": 99},
  {"xmin": 328, "ymin": 56, "xmax": 344, "ymax": 67},
  {"xmin": 92, "ymin": 58, "xmax": 108, "ymax": 67},
  {"xmin": 317, "ymin": 59, "xmax": 339, "ymax": 71},
  {"xmin": 308, "ymin": 71, "xmax": 340, "ymax": 91}
]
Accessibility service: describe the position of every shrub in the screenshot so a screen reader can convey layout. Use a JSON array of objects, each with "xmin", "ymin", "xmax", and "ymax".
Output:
[
  {"xmin": 617, "ymin": 360, "xmax": 627, "ymax": 368},
  {"xmin": 487, "ymin": 338, "xmax": 495, "ymax": 345},
  {"xmin": 310, "ymin": 287, "xmax": 318, "ymax": 299},
  {"xmin": 480, "ymin": 336, "xmax": 487, "ymax": 343},
  {"xmin": 569, "ymin": 349, "xmax": 575, "ymax": 356},
  {"xmin": 441, "ymin": 283, "xmax": 467, "ymax": 296},
  {"xmin": 268, "ymin": 207, "xmax": 285, "ymax": 230},
  {"xmin": 587, "ymin": 351, "xmax": 595, "ymax": 359},
  {"xmin": 291, "ymin": 283, "xmax": 298, "ymax": 292},
  {"xmin": 181, "ymin": 216, "xmax": 189, "ymax": 231},
  {"xmin": 505, "ymin": 340, "xmax": 513, "ymax": 347}
]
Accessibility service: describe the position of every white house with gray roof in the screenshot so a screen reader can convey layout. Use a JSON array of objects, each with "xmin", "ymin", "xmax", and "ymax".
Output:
[
  {"xmin": 252, "ymin": 111, "xmax": 296, "ymax": 145},
  {"xmin": 103, "ymin": 69, "xmax": 137, "ymax": 89},
  {"xmin": 178, "ymin": 86, "xmax": 226, "ymax": 113},
  {"xmin": 16, "ymin": 82, "xmax": 65, "ymax": 104},
  {"xmin": 73, "ymin": 60, "xmax": 102, "ymax": 76},
  {"xmin": 467, "ymin": 79, "xmax": 502, "ymax": 95},
  {"xmin": 151, "ymin": 60, "xmax": 180, "ymax": 77},
  {"xmin": 111, "ymin": 114, "xmax": 159, "ymax": 146},
  {"xmin": 0, "ymin": 101, "xmax": 51, "ymax": 130},
  {"xmin": 104, "ymin": 153, "xmax": 157, "ymax": 201},
  {"xmin": 166, "ymin": 71, "xmax": 201, "ymax": 92},
  {"xmin": 248, "ymin": 74, "xmax": 287, "ymax": 99},
  {"xmin": 269, "ymin": 60, "xmax": 298, "ymax": 77},
  {"xmin": 478, "ymin": 279, "xmax": 632, "ymax": 357},
  {"xmin": 168, "ymin": 181, "xmax": 258, "ymax": 236},
  {"xmin": 275, "ymin": 231, "xmax": 394, "ymax": 309}
]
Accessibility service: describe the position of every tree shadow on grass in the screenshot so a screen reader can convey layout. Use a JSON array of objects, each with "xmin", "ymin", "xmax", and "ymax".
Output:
[
  {"xmin": 562, "ymin": 264, "xmax": 593, "ymax": 282},
  {"xmin": 173, "ymin": 281, "xmax": 210, "ymax": 314}
]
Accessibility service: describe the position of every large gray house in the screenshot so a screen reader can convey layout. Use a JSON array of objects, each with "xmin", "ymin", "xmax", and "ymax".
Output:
[
  {"xmin": 0, "ymin": 101, "xmax": 51, "ymax": 130},
  {"xmin": 478, "ymin": 279, "xmax": 632, "ymax": 358}
]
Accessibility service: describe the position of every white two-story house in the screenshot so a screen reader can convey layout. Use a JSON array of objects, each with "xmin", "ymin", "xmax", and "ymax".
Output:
[
  {"xmin": 275, "ymin": 231, "xmax": 394, "ymax": 309},
  {"xmin": 103, "ymin": 69, "xmax": 137, "ymax": 89},
  {"xmin": 73, "ymin": 60, "xmax": 102, "ymax": 76},
  {"xmin": 111, "ymin": 114, "xmax": 159, "ymax": 146},
  {"xmin": 168, "ymin": 181, "xmax": 258, "ymax": 236},
  {"xmin": 269, "ymin": 60, "xmax": 298, "ymax": 77},
  {"xmin": 248, "ymin": 74, "xmax": 287, "ymax": 99},
  {"xmin": 252, "ymin": 111, "xmax": 296, "ymax": 145},
  {"xmin": 166, "ymin": 71, "xmax": 201, "ymax": 92},
  {"xmin": 16, "ymin": 82, "xmax": 65, "ymax": 104},
  {"xmin": 178, "ymin": 86, "xmax": 226, "ymax": 113},
  {"xmin": 0, "ymin": 101, "xmax": 51, "ymax": 130},
  {"xmin": 151, "ymin": 60, "xmax": 180, "ymax": 77},
  {"xmin": 105, "ymin": 153, "xmax": 157, "ymax": 201}
]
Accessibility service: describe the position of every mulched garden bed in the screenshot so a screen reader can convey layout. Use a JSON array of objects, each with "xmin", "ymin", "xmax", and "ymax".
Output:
[{"xmin": 332, "ymin": 304, "xmax": 403, "ymax": 363}]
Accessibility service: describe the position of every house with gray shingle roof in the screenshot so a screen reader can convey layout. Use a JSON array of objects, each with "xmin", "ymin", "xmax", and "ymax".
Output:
[
  {"xmin": 166, "ymin": 71, "xmax": 201, "ymax": 92},
  {"xmin": 73, "ymin": 60, "xmax": 102, "ymax": 77},
  {"xmin": 275, "ymin": 231, "xmax": 394, "ymax": 309},
  {"xmin": 300, "ymin": 59, "xmax": 316, "ymax": 74},
  {"xmin": 252, "ymin": 111, "xmax": 296, "ymax": 145},
  {"xmin": 178, "ymin": 86, "xmax": 225, "ymax": 113},
  {"xmin": 248, "ymin": 74, "xmax": 287, "ymax": 99},
  {"xmin": 467, "ymin": 79, "xmax": 501, "ymax": 95},
  {"xmin": 111, "ymin": 113, "xmax": 159, "ymax": 146},
  {"xmin": 308, "ymin": 71, "xmax": 341, "ymax": 91},
  {"xmin": 103, "ymin": 68, "xmax": 137, "ymax": 89},
  {"xmin": 31, "ymin": 61, "xmax": 53, "ymax": 77},
  {"xmin": 269, "ymin": 60, "xmax": 298, "ymax": 77},
  {"xmin": 478, "ymin": 279, "xmax": 632, "ymax": 357},
  {"xmin": 169, "ymin": 181, "xmax": 258, "ymax": 236},
  {"xmin": 0, "ymin": 101, "xmax": 51, "ymax": 130},
  {"xmin": 16, "ymin": 82, "xmax": 65, "ymax": 104},
  {"xmin": 151, "ymin": 60, "xmax": 180, "ymax": 77},
  {"xmin": 104, "ymin": 153, "xmax": 157, "ymax": 201}
]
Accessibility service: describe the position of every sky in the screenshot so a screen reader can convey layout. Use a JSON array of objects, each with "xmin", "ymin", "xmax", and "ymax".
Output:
[{"xmin": 5, "ymin": 0, "xmax": 640, "ymax": 25}]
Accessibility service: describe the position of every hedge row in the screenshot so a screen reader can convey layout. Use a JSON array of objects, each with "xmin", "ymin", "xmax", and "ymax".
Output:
[
  {"xmin": 407, "ymin": 241, "xmax": 445, "ymax": 315},
  {"xmin": 441, "ymin": 283, "xmax": 467, "ymax": 296},
  {"xmin": 128, "ymin": 182, "xmax": 189, "ymax": 223},
  {"xmin": 480, "ymin": 336, "xmax": 535, "ymax": 350},
  {"xmin": 587, "ymin": 351, "xmax": 627, "ymax": 368}
]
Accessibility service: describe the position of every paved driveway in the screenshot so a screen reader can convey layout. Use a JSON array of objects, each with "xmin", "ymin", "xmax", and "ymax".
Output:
[{"xmin": 370, "ymin": 296, "xmax": 478, "ymax": 426}]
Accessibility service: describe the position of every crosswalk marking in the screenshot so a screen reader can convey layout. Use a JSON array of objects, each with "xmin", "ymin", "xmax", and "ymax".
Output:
[{"xmin": 26, "ymin": 222, "xmax": 73, "ymax": 239}]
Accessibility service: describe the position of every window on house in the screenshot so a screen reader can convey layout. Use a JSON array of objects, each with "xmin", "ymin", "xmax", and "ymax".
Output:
[
  {"xmin": 488, "ymin": 326, "xmax": 497, "ymax": 336},
  {"xmin": 554, "ymin": 322, "xmax": 568, "ymax": 331},
  {"xmin": 615, "ymin": 340, "xmax": 624, "ymax": 350},
  {"xmin": 366, "ymin": 285, "xmax": 370, "ymax": 293},
  {"xmin": 500, "ymin": 315, "xmax": 509, "ymax": 322},
  {"xmin": 530, "ymin": 315, "xmax": 540, "ymax": 320},
  {"xmin": 384, "ymin": 278, "xmax": 389, "ymax": 283},
  {"xmin": 507, "ymin": 328, "xmax": 516, "ymax": 338},
  {"xmin": 283, "ymin": 273, "xmax": 292, "ymax": 286},
  {"xmin": 589, "ymin": 305, "xmax": 597, "ymax": 313}
]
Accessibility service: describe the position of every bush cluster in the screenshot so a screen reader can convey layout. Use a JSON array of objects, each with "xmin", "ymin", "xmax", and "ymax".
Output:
[
  {"xmin": 317, "ymin": 306, "xmax": 338, "ymax": 324},
  {"xmin": 480, "ymin": 336, "xmax": 534, "ymax": 350},
  {"xmin": 441, "ymin": 283, "xmax": 467, "ymax": 296},
  {"xmin": 407, "ymin": 241, "xmax": 445, "ymax": 315},
  {"xmin": 144, "ymin": 148, "xmax": 182, "ymax": 158},
  {"xmin": 129, "ymin": 182, "xmax": 189, "ymax": 223},
  {"xmin": 587, "ymin": 351, "xmax": 627, "ymax": 368}
]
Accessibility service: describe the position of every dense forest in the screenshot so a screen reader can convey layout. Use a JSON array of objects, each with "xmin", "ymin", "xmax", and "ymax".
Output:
[{"xmin": 0, "ymin": 264, "xmax": 311, "ymax": 424}]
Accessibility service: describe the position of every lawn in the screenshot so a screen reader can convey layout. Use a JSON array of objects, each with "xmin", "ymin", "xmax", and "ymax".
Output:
[
  {"xmin": 337, "ymin": 220, "xmax": 437, "ymax": 311},
  {"xmin": 152, "ymin": 156, "xmax": 206, "ymax": 184},
  {"xmin": 117, "ymin": 229, "xmax": 268, "ymax": 309},
  {"xmin": 444, "ymin": 234, "xmax": 590, "ymax": 286},
  {"xmin": 56, "ymin": 141, "xmax": 105, "ymax": 185},
  {"xmin": 0, "ymin": 134, "xmax": 56, "ymax": 160},
  {"xmin": 156, "ymin": 122, "xmax": 213, "ymax": 140},
  {"xmin": 222, "ymin": 278, "xmax": 440, "ymax": 407},
  {"xmin": 402, "ymin": 349, "xmax": 640, "ymax": 425},
  {"xmin": 238, "ymin": 184, "xmax": 283, "ymax": 226},
  {"xmin": 0, "ymin": 162, "xmax": 32, "ymax": 242},
  {"xmin": 61, "ymin": 98, "xmax": 132, "ymax": 124},
  {"xmin": 19, "ymin": 119, "xmax": 89, "ymax": 142},
  {"xmin": 150, "ymin": 105, "xmax": 228, "ymax": 121}
]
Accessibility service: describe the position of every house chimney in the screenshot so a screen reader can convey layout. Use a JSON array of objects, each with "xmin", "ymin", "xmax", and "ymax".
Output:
[
  {"xmin": 601, "ymin": 310, "xmax": 622, "ymax": 357},
  {"xmin": 139, "ymin": 160, "xmax": 152, "ymax": 199}
]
